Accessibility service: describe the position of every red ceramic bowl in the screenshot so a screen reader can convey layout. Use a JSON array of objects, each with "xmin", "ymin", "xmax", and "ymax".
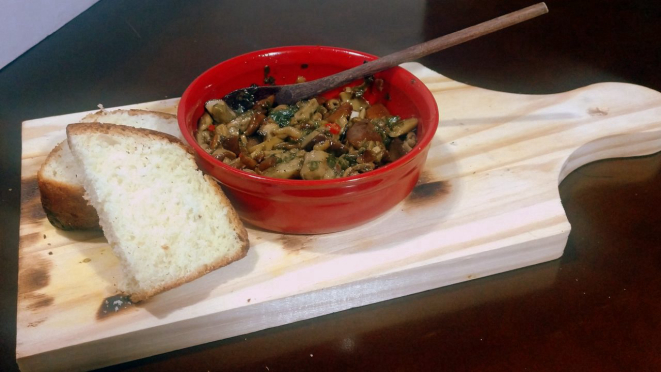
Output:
[{"xmin": 178, "ymin": 46, "xmax": 439, "ymax": 234}]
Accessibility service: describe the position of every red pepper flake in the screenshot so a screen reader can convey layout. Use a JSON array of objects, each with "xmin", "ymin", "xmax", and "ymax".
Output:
[
  {"xmin": 325, "ymin": 122, "xmax": 341, "ymax": 135},
  {"xmin": 208, "ymin": 124, "xmax": 215, "ymax": 132}
]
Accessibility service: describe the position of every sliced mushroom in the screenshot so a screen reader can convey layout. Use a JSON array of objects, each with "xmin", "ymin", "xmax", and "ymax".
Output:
[
  {"xmin": 257, "ymin": 155, "xmax": 278, "ymax": 171},
  {"xmin": 387, "ymin": 138, "xmax": 406, "ymax": 162},
  {"xmin": 239, "ymin": 153, "xmax": 258, "ymax": 170},
  {"xmin": 339, "ymin": 91, "xmax": 353, "ymax": 102},
  {"xmin": 245, "ymin": 112, "xmax": 265, "ymax": 136},
  {"xmin": 258, "ymin": 121, "xmax": 279, "ymax": 139},
  {"xmin": 273, "ymin": 142, "xmax": 300, "ymax": 150},
  {"xmin": 262, "ymin": 156, "xmax": 304, "ymax": 179},
  {"xmin": 209, "ymin": 132, "xmax": 221, "ymax": 150},
  {"xmin": 327, "ymin": 139, "xmax": 348, "ymax": 155},
  {"xmin": 312, "ymin": 140, "xmax": 330, "ymax": 152},
  {"xmin": 302, "ymin": 132, "xmax": 329, "ymax": 151},
  {"xmin": 293, "ymin": 99, "xmax": 319, "ymax": 121},
  {"xmin": 227, "ymin": 111, "xmax": 254, "ymax": 134},
  {"xmin": 205, "ymin": 99, "xmax": 236, "ymax": 124},
  {"xmin": 245, "ymin": 135, "xmax": 261, "ymax": 149},
  {"xmin": 249, "ymin": 136, "xmax": 283, "ymax": 153},
  {"xmin": 214, "ymin": 123, "xmax": 230, "ymax": 138},
  {"xmin": 345, "ymin": 119, "xmax": 383, "ymax": 148},
  {"xmin": 196, "ymin": 130, "xmax": 211, "ymax": 146},
  {"xmin": 348, "ymin": 97, "xmax": 369, "ymax": 111},
  {"xmin": 252, "ymin": 95, "xmax": 275, "ymax": 113},
  {"xmin": 301, "ymin": 150, "xmax": 337, "ymax": 180},
  {"xmin": 211, "ymin": 148, "xmax": 237, "ymax": 161},
  {"xmin": 404, "ymin": 132, "xmax": 417, "ymax": 147},
  {"xmin": 222, "ymin": 135, "xmax": 241, "ymax": 155},
  {"xmin": 357, "ymin": 149, "xmax": 376, "ymax": 164},
  {"xmin": 300, "ymin": 130, "xmax": 322, "ymax": 149},
  {"xmin": 325, "ymin": 102, "xmax": 352, "ymax": 123},
  {"xmin": 198, "ymin": 112, "xmax": 213, "ymax": 131},
  {"xmin": 273, "ymin": 126, "xmax": 303, "ymax": 140},
  {"xmin": 365, "ymin": 103, "xmax": 390, "ymax": 119},
  {"xmin": 388, "ymin": 118, "xmax": 418, "ymax": 137}
]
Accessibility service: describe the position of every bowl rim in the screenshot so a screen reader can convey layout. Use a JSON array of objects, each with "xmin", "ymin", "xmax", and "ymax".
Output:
[{"xmin": 178, "ymin": 45, "xmax": 439, "ymax": 188}]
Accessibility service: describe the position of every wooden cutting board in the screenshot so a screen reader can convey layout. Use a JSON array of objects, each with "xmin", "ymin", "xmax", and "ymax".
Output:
[{"xmin": 17, "ymin": 63, "xmax": 661, "ymax": 371}]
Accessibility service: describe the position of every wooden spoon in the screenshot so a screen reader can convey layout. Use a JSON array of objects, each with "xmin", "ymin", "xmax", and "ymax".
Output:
[{"xmin": 223, "ymin": 2, "xmax": 548, "ymax": 108}]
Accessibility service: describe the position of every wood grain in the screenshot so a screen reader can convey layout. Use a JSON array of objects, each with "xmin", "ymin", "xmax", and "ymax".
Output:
[{"xmin": 16, "ymin": 63, "xmax": 661, "ymax": 371}]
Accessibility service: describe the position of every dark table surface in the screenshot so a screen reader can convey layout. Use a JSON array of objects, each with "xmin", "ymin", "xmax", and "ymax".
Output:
[{"xmin": 3, "ymin": 1, "xmax": 661, "ymax": 371}]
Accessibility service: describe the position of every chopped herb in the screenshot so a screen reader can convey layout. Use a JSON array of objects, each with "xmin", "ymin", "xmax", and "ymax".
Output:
[
  {"xmin": 268, "ymin": 106, "xmax": 298, "ymax": 127},
  {"xmin": 372, "ymin": 124, "xmax": 390, "ymax": 145},
  {"xmin": 337, "ymin": 157, "xmax": 349, "ymax": 169},
  {"xmin": 343, "ymin": 154, "xmax": 358, "ymax": 167},
  {"xmin": 326, "ymin": 154, "xmax": 337, "ymax": 168},
  {"xmin": 353, "ymin": 76, "xmax": 374, "ymax": 98},
  {"xmin": 309, "ymin": 161, "xmax": 320, "ymax": 171},
  {"xmin": 386, "ymin": 116, "xmax": 401, "ymax": 130}
]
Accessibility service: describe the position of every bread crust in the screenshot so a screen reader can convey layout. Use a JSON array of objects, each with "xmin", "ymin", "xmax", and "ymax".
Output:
[
  {"xmin": 38, "ymin": 141, "xmax": 100, "ymax": 230},
  {"xmin": 81, "ymin": 109, "xmax": 176, "ymax": 122},
  {"xmin": 39, "ymin": 110, "xmax": 179, "ymax": 230},
  {"xmin": 66, "ymin": 122, "xmax": 250, "ymax": 302},
  {"xmin": 66, "ymin": 122, "xmax": 189, "ymax": 152}
]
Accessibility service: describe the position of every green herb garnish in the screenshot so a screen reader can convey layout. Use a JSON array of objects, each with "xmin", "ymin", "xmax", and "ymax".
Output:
[{"xmin": 269, "ymin": 106, "xmax": 298, "ymax": 127}]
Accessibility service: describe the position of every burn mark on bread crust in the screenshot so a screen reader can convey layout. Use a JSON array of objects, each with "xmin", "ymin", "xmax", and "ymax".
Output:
[{"xmin": 97, "ymin": 294, "xmax": 134, "ymax": 320}]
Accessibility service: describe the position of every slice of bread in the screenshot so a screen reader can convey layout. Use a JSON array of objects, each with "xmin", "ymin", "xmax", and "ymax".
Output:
[
  {"xmin": 66, "ymin": 123, "xmax": 249, "ymax": 302},
  {"xmin": 38, "ymin": 140, "xmax": 101, "ymax": 229},
  {"xmin": 38, "ymin": 109, "xmax": 182, "ymax": 230}
]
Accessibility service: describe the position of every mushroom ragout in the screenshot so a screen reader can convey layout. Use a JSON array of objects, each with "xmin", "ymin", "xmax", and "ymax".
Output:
[{"xmin": 196, "ymin": 78, "xmax": 418, "ymax": 180}]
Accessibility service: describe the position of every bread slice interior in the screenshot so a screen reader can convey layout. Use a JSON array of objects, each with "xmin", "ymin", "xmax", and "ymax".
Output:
[
  {"xmin": 38, "ymin": 109, "xmax": 182, "ymax": 230},
  {"xmin": 66, "ymin": 123, "xmax": 248, "ymax": 301}
]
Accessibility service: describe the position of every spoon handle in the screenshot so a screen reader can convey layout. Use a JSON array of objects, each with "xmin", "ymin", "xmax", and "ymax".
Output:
[{"xmin": 278, "ymin": 2, "xmax": 548, "ymax": 103}]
